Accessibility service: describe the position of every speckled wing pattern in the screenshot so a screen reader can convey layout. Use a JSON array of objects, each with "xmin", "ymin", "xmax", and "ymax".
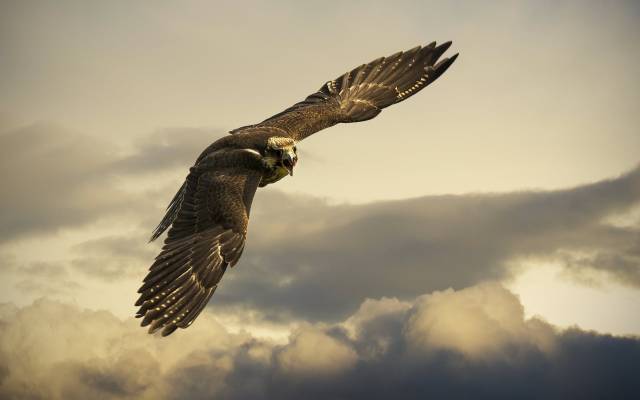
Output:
[
  {"xmin": 231, "ymin": 41, "xmax": 458, "ymax": 141},
  {"xmin": 139, "ymin": 42, "xmax": 458, "ymax": 336},
  {"xmin": 135, "ymin": 163, "xmax": 262, "ymax": 336}
]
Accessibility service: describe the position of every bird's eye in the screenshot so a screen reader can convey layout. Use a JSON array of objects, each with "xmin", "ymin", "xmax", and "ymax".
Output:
[
  {"xmin": 293, "ymin": 146, "xmax": 297, "ymax": 152},
  {"xmin": 276, "ymin": 149, "xmax": 283, "ymax": 156}
]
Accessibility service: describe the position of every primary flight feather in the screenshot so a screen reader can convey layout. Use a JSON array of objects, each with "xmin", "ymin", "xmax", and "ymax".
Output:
[{"xmin": 135, "ymin": 41, "xmax": 458, "ymax": 336}]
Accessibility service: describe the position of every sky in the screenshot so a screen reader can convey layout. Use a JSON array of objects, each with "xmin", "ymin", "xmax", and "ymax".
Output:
[{"xmin": 1, "ymin": 1, "xmax": 639, "ymax": 399}]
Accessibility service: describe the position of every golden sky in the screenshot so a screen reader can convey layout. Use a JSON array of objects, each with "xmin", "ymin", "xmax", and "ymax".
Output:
[{"xmin": 1, "ymin": 1, "xmax": 639, "ymax": 399}]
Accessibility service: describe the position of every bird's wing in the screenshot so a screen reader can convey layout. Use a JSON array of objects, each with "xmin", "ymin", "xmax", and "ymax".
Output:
[
  {"xmin": 135, "ymin": 163, "xmax": 262, "ymax": 336},
  {"xmin": 230, "ymin": 41, "xmax": 458, "ymax": 141}
]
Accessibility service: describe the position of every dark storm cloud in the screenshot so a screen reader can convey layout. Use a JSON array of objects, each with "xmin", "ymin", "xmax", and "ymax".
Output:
[
  {"xmin": 2, "ymin": 284, "xmax": 638, "ymax": 400},
  {"xmin": 175, "ymin": 284, "xmax": 640, "ymax": 400},
  {"xmin": 260, "ymin": 330, "xmax": 640, "ymax": 400},
  {"xmin": 215, "ymin": 166, "xmax": 640, "ymax": 321}
]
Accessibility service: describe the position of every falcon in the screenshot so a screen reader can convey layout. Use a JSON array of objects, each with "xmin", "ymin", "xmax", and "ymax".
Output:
[{"xmin": 135, "ymin": 41, "xmax": 458, "ymax": 335}]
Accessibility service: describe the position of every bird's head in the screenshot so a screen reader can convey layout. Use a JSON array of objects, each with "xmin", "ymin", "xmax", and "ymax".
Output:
[{"xmin": 264, "ymin": 136, "xmax": 298, "ymax": 176}]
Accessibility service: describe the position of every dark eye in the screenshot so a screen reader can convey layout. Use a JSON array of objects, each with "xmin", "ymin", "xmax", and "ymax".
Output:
[
  {"xmin": 293, "ymin": 146, "xmax": 297, "ymax": 152},
  {"xmin": 276, "ymin": 149, "xmax": 283, "ymax": 156}
]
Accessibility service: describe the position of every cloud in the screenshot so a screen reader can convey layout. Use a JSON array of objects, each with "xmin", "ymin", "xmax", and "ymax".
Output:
[
  {"xmin": 1, "ymin": 284, "xmax": 639, "ymax": 400},
  {"xmin": 276, "ymin": 327, "xmax": 357, "ymax": 377},
  {"xmin": 0, "ymin": 255, "xmax": 82, "ymax": 303},
  {"xmin": 559, "ymin": 244, "xmax": 640, "ymax": 287},
  {"xmin": 215, "ymin": 166, "xmax": 640, "ymax": 321},
  {"xmin": 0, "ymin": 298, "xmax": 244, "ymax": 399},
  {"xmin": 70, "ymin": 233, "xmax": 158, "ymax": 281},
  {"xmin": 405, "ymin": 283, "xmax": 555, "ymax": 359},
  {"xmin": 0, "ymin": 123, "xmax": 124, "ymax": 242},
  {"xmin": 111, "ymin": 128, "xmax": 221, "ymax": 174},
  {"xmin": 0, "ymin": 124, "xmax": 220, "ymax": 243},
  {"xmin": 2, "ymin": 125, "xmax": 638, "ymax": 330}
]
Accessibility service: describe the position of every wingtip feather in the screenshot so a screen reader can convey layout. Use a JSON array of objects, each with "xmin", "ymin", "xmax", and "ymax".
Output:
[
  {"xmin": 161, "ymin": 325, "xmax": 178, "ymax": 336},
  {"xmin": 437, "ymin": 40, "xmax": 453, "ymax": 50}
]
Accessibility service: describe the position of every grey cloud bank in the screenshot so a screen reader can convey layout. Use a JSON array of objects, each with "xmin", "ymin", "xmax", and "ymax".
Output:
[
  {"xmin": 219, "ymin": 165, "xmax": 640, "ymax": 320},
  {"xmin": 2, "ymin": 125, "xmax": 638, "ymax": 326}
]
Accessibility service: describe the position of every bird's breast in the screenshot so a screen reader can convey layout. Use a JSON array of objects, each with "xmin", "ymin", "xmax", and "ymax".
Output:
[{"xmin": 259, "ymin": 166, "xmax": 289, "ymax": 187}]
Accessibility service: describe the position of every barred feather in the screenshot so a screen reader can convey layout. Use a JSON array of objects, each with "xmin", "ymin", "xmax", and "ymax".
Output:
[{"xmin": 137, "ymin": 149, "xmax": 262, "ymax": 336}]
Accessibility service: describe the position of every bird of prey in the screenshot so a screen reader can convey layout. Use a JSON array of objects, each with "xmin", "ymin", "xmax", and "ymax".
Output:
[{"xmin": 135, "ymin": 41, "xmax": 458, "ymax": 336}]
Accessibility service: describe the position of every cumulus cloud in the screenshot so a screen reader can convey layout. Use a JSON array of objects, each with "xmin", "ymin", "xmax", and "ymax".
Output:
[
  {"xmin": 276, "ymin": 327, "xmax": 357, "ymax": 377},
  {"xmin": 405, "ymin": 283, "xmax": 555, "ymax": 359},
  {"xmin": 1, "ymin": 284, "xmax": 639, "ymax": 400},
  {"xmin": 0, "ymin": 298, "xmax": 246, "ymax": 399}
]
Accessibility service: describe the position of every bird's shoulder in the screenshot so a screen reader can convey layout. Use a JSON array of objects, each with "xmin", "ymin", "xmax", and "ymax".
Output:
[{"xmin": 196, "ymin": 128, "xmax": 286, "ymax": 165}]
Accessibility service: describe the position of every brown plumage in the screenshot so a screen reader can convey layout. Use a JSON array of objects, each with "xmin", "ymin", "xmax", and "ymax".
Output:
[{"xmin": 135, "ymin": 41, "xmax": 458, "ymax": 335}]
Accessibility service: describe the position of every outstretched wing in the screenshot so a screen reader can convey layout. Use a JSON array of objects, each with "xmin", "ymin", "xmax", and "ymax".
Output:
[
  {"xmin": 231, "ymin": 41, "xmax": 458, "ymax": 141},
  {"xmin": 135, "ymin": 164, "xmax": 262, "ymax": 336}
]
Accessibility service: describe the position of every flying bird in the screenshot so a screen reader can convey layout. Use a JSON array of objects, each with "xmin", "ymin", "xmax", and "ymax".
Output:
[{"xmin": 135, "ymin": 41, "xmax": 458, "ymax": 336}]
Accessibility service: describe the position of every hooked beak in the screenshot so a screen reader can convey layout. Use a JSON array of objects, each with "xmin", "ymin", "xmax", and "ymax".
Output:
[{"xmin": 282, "ymin": 151, "xmax": 297, "ymax": 176}]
